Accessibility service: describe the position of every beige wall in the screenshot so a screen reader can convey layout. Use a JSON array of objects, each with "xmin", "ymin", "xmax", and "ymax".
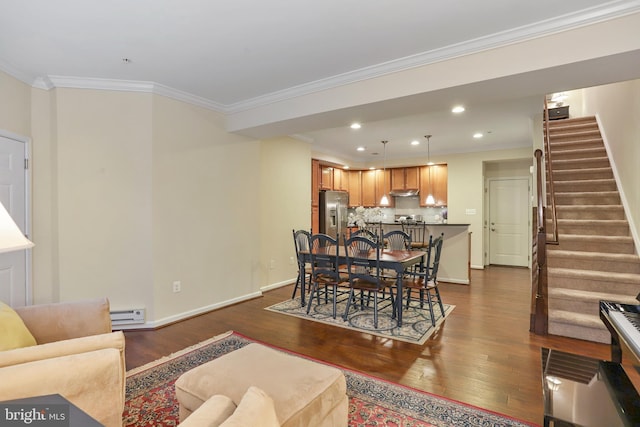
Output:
[
  {"xmin": 259, "ymin": 137, "xmax": 312, "ymax": 291},
  {"xmin": 0, "ymin": 70, "xmax": 31, "ymax": 136},
  {"xmin": 2, "ymin": 71, "xmax": 312, "ymax": 325},
  {"xmin": 580, "ymin": 80, "xmax": 640, "ymax": 249},
  {"xmin": 150, "ymin": 95, "xmax": 264, "ymax": 322}
]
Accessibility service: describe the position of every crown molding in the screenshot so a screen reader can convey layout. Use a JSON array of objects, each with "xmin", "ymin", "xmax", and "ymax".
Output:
[
  {"xmin": 40, "ymin": 76, "xmax": 227, "ymax": 112},
  {"xmin": 225, "ymin": 1, "xmax": 640, "ymax": 113}
]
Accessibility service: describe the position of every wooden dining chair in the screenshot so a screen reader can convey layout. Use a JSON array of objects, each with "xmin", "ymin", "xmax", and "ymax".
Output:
[
  {"xmin": 291, "ymin": 229, "xmax": 312, "ymax": 301},
  {"xmin": 342, "ymin": 235, "xmax": 396, "ymax": 328},
  {"xmin": 306, "ymin": 233, "xmax": 349, "ymax": 319},
  {"xmin": 402, "ymin": 221, "xmax": 427, "ymax": 249},
  {"xmin": 402, "ymin": 233, "xmax": 445, "ymax": 326}
]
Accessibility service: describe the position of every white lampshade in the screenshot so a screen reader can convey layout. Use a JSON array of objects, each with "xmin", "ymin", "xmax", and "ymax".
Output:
[
  {"xmin": 0, "ymin": 202, "xmax": 34, "ymax": 254},
  {"xmin": 380, "ymin": 194, "xmax": 389, "ymax": 206},
  {"xmin": 425, "ymin": 194, "xmax": 435, "ymax": 205}
]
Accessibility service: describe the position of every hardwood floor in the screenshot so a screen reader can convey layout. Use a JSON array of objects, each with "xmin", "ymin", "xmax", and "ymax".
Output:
[{"xmin": 124, "ymin": 266, "xmax": 614, "ymax": 425}]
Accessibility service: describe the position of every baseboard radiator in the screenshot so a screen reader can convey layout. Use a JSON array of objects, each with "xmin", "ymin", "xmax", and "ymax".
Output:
[{"xmin": 110, "ymin": 308, "xmax": 145, "ymax": 326}]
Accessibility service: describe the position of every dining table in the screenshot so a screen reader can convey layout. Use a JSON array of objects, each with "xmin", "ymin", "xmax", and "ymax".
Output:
[{"xmin": 297, "ymin": 246, "xmax": 427, "ymax": 327}]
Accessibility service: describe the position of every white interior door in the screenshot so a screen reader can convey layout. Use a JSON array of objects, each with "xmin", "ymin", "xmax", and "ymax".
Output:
[
  {"xmin": 488, "ymin": 178, "xmax": 530, "ymax": 267},
  {"xmin": 0, "ymin": 135, "xmax": 28, "ymax": 307}
]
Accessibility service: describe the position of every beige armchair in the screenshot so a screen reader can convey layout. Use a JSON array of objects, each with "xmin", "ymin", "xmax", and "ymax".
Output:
[{"xmin": 0, "ymin": 298, "xmax": 125, "ymax": 427}]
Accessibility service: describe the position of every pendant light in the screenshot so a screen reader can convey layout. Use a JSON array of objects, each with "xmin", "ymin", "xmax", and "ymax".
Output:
[
  {"xmin": 379, "ymin": 140, "xmax": 389, "ymax": 206},
  {"xmin": 425, "ymin": 135, "xmax": 435, "ymax": 205}
]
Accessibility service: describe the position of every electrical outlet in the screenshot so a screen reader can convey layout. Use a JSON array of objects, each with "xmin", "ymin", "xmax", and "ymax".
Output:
[
  {"xmin": 172, "ymin": 281, "xmax": 181, "ymax": 293},
  {"xmin": 289, "ymin": 256, "xmax": 295, "ymax": 265},
  {"xmin": 269, "ymin": 259, "xmax": 276, "ymax": 270}
]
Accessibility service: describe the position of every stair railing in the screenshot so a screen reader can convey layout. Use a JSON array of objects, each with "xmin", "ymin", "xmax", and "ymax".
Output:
[
  {"xmin": 531, "ymin": 149, "xmax": 548, "ymax": 335},
  {"xmin": 543, "ymin": 99, "xmax": 559, "ymax": 244}
]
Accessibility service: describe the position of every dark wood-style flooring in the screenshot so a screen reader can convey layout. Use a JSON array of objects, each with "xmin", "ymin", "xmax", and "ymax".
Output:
[{"xmin": 124, "ymin": 266, "xmax": 622, "ymax": 425}]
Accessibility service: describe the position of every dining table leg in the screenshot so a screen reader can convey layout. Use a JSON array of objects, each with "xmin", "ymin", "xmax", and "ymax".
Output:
[
  {"xmin": 395, "ymin": 265, "xmax": 404, "ymax": 327},
  {"xmin": 298, "ymin": 255, "xmax": 307, "ymax": 307}
]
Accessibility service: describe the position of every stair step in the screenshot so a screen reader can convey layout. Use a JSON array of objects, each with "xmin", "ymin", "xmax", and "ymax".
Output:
[
  {"xmin": 550, "ymin": 167, "xmax": 613, "ymax": 181},
  {"xmin": 548, "ymin": 138, "xmax": 604, "ymax": 151},
  {"xmin": 549, "ymin": 147, "xmax": 607, "ymax": 160},
  {"xmin": 553, "ymin": 234, "xmax": 636, "ymax": 254},
  {"xmin": 554, "ymin": 191, "xmax": 620, "ymax": 205},
  {"xmin": 554, "ymin": 205, "xmax": 625, "ymax": 220},
  {"xmin": 552, "ymin": 178, "xmax": 617, "ymax": 192},
  {"xmin": 548, "ymin": 311, "xmax": 610, "ymax": 343},
  {"xmin": 546, "ymin": 128, "xmax": 601, "ymax": 139},
  {"xmin": 547, "ymin": 117, "xmax": 598, "ymax": 131},
  {"xmin": 547, "ymin": 250, "xmax": 640, "ymax": 274},
  {"xmin": 552, "ymin": 219, "xmax": 629, "ymax": 236},
  {"xmin": 548, "ymin": 288, "xmax": 636, "ymax": 316},
  {"xmin": 547, "ymin": 267, "xmax": 640, "ymax": 295},
  {"xmin": 551, "ymin": 157, "xmax": 610, "ymax": 170}
]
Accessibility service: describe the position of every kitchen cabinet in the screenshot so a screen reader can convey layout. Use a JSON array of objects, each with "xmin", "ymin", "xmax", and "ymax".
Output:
[
  {"xmin": 311, "ymin": 160, "xmax": 320, "ymax": 206},
  {"xmin": 375, "ymin": 169, "xmax": 394, "ymax": 207},
  {"xmin": 419, "ymin": 164, "xmax": 448, "ymax": 206},
  {"xmin": 320, "ymin": 165, "xmax": 333, "ymax": 190},
  {"xmin": 391, "ymin": 167, "xmax": 419, "ymax": 191},
  {"xmin": 346, "ymin": 170, "xmax": 362, "ymax": 207},
  {"xmin": 359, "ymin": 169, "xmax": 394, "ymax": 207},
  {"xmin": 361, "ymin": 170, "xmax": 377, "ymax": 206},
  {"xmin": 333, "ymin": 168, "xmax": 347, "ymax": 191}
]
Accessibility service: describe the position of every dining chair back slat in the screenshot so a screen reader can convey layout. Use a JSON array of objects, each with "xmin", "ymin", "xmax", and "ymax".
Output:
[{"xmin": 383, "ymin": 230, "xmax": 412, "ymax": 251}]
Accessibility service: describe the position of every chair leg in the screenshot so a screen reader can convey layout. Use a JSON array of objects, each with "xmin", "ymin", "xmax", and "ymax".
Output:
[
  {"xmin": 291, "ymin": 272, "xmax": 301, "ymax": 299},
  {"xmin": 342, "ymin": 289, "xmax": 355, "ymax": 321},
  {"xmin": 426, "ymin": 289, "xmax": 436, "ymax": 326},
  {"xmin": 331, "ymin": 285, "xmax": 337, "ymax": 319},
  {"xmin": 434, "ymin": 286, "xmax": 445, "ymax": 316},
  {"xmin": 306, "ymin": 283, "xmax": 320, "ymax": 315}
]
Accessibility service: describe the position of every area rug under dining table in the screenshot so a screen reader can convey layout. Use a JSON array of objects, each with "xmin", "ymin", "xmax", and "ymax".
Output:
[
  {"xmin": 266, "ymin": 295, "xmax": 454, "ymax": 345},
  {"xmin": 123, "ymin": 331, "xmax": 538, "ymax": 427}
]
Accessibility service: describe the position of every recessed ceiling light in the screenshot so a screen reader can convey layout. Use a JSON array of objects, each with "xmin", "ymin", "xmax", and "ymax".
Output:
[
  {"xmin": 350, "ymin": 123, "xmax": 361, "ymax": 129},
  {"xmin": 452, "ymin": 106, "xmax": 465, "ymax": 113},
  {"xmin": 473, "ymin": 132, "xmax": 483, "ymax": 139},
  {"xmin": 343, "ymin": 165, "xmax": 349, "ymax": 169},
  {"xmin": 411, "ymin": 140, "xmax": 420, "ymax": 146},
  {"xmin": 356, "ymin": 146, "xmax": 365, "ymax": 151}
]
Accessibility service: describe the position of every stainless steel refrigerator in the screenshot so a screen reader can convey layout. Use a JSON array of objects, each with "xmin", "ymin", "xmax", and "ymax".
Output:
[{"xmin": 319, "ymin": 190, "xmax": 349, "ymax": 244}]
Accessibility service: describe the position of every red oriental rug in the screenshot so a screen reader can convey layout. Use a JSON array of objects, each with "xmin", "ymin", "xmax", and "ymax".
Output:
[{"xmin": 124, "ymin": 331, "xmax": 539, "ymax": 427}]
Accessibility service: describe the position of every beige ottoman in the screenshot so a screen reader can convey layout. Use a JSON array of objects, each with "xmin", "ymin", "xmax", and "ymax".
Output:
[{"xmin": 175, "ymin": 343, "xmax": 348, "ymax": 427}]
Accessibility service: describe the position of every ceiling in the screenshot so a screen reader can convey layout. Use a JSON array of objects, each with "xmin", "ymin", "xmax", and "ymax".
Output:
[{"xmin": 2, "ymin": 0, "xmax": 640, "ymax": 164}]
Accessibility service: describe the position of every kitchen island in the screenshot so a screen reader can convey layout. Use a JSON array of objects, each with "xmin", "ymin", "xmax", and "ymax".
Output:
[{"xmin": 369, "ymin": 222, "xmax": 471, "ymax": 285}]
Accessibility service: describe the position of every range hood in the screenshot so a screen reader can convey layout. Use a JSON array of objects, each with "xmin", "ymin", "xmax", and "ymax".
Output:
[{"xmin": 389, "ymin": 189, "xmax": 419, "ymax": 197}]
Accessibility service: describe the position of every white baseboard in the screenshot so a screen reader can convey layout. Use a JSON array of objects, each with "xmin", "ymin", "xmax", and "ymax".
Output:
[{"xmin": 111, "ymin": 291, "xmax": 263, "ymax": 330}]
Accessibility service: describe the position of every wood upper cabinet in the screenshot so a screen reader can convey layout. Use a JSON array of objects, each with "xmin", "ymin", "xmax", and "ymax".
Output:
[
  {"xmin": 333, "ymin": 168, "xmax": 347, "ymax": 191},
  {"xmin": 359, "ymin": 169, "xmax": 394, "ymax": 207},
  {"xmin": 419, "ymin": 164, "xmax": 448, "ymax": 207},
  {"xmin": 319, "ymin": 165, "xmax": 333, "ymax": 190},
  {"xmin": 391, "ymin": 167, "xmax": 419, "ymax": 191},
  {"xmin": 375, "ymin": 169, "xmax": 394, "ymax": 207},
  {"xmin": 311, "ymin": 159, "xmax": 320, "ymax": 206},
  {"xmin": 346, "ymin": 170, "xmax": 362, "ymax": 207},
  {"xmin": 361, "ymin": 170, "xmax": 377, "ymax": 207}
]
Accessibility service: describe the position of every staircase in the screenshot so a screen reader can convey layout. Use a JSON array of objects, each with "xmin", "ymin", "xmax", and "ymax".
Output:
[{"xmin": 544, "ymin": 116, "xmax": 640, "ymax": 343}]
